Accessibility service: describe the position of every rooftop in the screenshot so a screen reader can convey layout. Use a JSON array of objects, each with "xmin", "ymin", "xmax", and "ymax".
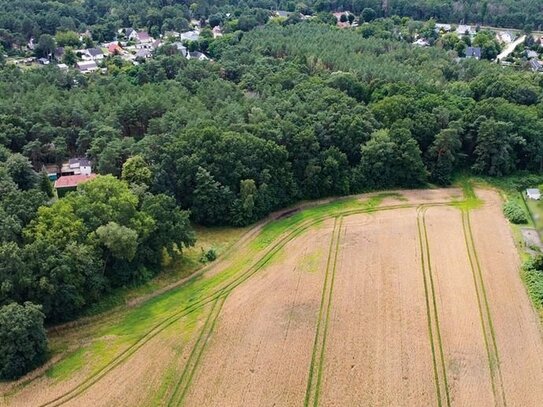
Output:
[{"xmin": 54, "ymin": 173, "xmax": 97, "ymax": 189}]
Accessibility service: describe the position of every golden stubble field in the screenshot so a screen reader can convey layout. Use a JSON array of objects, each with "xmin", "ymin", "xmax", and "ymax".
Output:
[{"xmin": 3, "ymin": 188, "xmax": 543, "ymax": 407}]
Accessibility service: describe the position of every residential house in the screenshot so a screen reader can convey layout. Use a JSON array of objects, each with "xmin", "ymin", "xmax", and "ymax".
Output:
[
  {"xmin": 136, "ymin": 48, "xmax": 152, "ymax": 59},
  {"xmin": 125, "ymin": 28, "xmax": 137, "ymax": 41},
  {"xmin": 134, "ymin": 31, "xmax": 153, "ymax": 48},
  {"xmin": 188, "ymin": 51, "xmax": 209, "ymax": 61},
  {"xmin": 457, "ymin": 25, "xmax": 476, "ymax": 36},
  {"xmin": 76, "ymin": 60, "xmax": 99, "ymax": 73},
  {"xmin": 527, "ymin": 188, "xmax": 541, "ymax": 200},
  {"xmin": 529, "ymin": 59, "xmax": 542, "ymax": 72},
  {"xmin": 60, "ymin": 158, "xmax": 93, "ymax": 176},
  {"xmin": 180, "ymin": 30, "xmax": 200, "ymax": 42},
  {"xmin": 275, "ymin": 10, "xmax": 290, "ymax": 18},
  {"xmin": 85, "ymin": 47, "xmax": 104, "ymax": 60},
  {"xmin": 43, "ymin": 164, "xmax": 59, "ymax": 181},
  {"xmin": 526, "ymin": 50, "xmax": 539, "ymax": 59},
  {"xmin": 171, "ymin": 42, "xmax": 188, "ymax": 58},
  {"xmin": 57, "ymin": 63, "xmax": 69, "ymax": 71},
  {"xmin": 54, "ymin": 173, "xmax": 97, "ymax": 197},
  {"xmin": 465, "ymin": 46, "xmax": 482, "ymax": 59},
  {"xmin": 413, "ymin": 38, "xmax": 430, "ymax": 47},
  {"xmin": 498, "ymin": 31, "xmax": 513, "ymax": 44},
  {"xmin": 435, "ymin": 23, "xmax": 452, "ymax": 33},
  {"xmin": 108, "ymin": 43, "xmax": 124, "ymax": 55}
]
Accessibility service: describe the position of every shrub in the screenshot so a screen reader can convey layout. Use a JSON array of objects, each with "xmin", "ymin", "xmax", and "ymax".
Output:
[
  {"xmin": 523, "ymin": 255, "xmax": 543, "ymax": 307},
  {"xmin": 0, "ymin": 302, "xmax": 48, "ymax": 380},
  {"xmin": 502, "ymin": 200, "xmax": 528, "ymax": 224},
  {"xmin": 199, "ymin": 248, "xmax": 217, "ymax": 263}
]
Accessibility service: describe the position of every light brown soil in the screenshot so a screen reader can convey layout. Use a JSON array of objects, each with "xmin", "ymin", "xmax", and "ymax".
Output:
[
  {"xmin": 469, "ymin": 190, "xmax": 543, "ymax": 406},
  {"xmin": 424, "ymin": 206, "xmax": 495, "ymax": 406},
  {"xmin": 182, "ymin": 219, "xmax": 335, "ymax": 406},
  {"xmin": 320, "ymin": 209, "xmax": 438, "ymax": 406}
]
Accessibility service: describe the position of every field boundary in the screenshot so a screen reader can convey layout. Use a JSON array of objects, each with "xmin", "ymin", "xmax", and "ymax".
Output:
[{"xmin": 304, "ymin": 216, "xmax": 343, "ymax": 407}]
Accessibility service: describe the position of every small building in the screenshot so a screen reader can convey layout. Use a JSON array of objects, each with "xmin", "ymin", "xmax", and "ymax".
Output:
[
  {"xmin": 465, "ymin": 46, "xmax": 482, "ymax": 59},
  {"xmin": 43, "ymin": 164, "xmax": 59, "ymax": 181},
  {"xmin": 38, "ymin": 57, "xmax": 50, "ymax": 65},
  {"xmin": 529, "ymin": 59, "xmax": 542, "ymax": 72},
  {"xmin": 526, "ymin": 50, "xmax": 539, "ymax": 59},
  {"xmin": 527, "ymin": 188, "xmax": 541, "ymax": 200},
  {"xmin": 171, "ymin": 42, "xmax": 188, "ymax": 58},
  {"xmin": 188, "ymin": 51, "xmax": 209, "ymax": 61},
  {"xmin": 435, "ymin": 23, "xmax": 452, "ymax": 33},
  {"xmin": 413, "ymin": 38, "xmax": 430, "ymax": 47},
  {"xmin": 180, "ymin": 30, "xmax": 200, "ymax": 42},
  {"xmin": 54, "ymin": 174, "xmax": 97, "ymax": 197},
  {"xmin": 136, "ymin": 48, "xmax": 152, "ymax": 59},
  {"xmin": 57, "ymin": 63, "xmax": 69, "ymax": 71},
  {"xmin": 108, "ymin": 43, "xmax": 123, "ymax": 55},
  {"xmin": 76, "ymin": 60, "xmax": 99, "ymax": 73},
  {"xmin": 61, "ymin": 158, "xmax": 93, "ymax": 176},
  {"xmin": 86, "ymin": 47, "xmax": 104, "ymax": 60},
  {"xmin": 457, "ymin": 24, "xmax": 476, "ymax": 36}
]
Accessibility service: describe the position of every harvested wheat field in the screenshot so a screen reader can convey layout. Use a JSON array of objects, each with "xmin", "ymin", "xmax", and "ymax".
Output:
[{"xmin": 3, "ymin": 188, "xmax": 543, "ymax": 407}]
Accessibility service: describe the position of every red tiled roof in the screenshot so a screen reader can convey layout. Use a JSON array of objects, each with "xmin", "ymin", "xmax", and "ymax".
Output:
[{"xmin": 54, "ymin": 174, "xmax": 97, "ymax": 189}]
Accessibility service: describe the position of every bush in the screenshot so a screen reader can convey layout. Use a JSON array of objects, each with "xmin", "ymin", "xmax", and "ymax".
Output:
[
  {"xmin": 199, "ymin": 248, "xmax": 217, "ymax": 263},
  {"xmin": 523, "ymin": 256, "xmax": 543, "ymax": 307},
  {"xmin": 0, "ymin": 302, "xmax": 48, "ymax": 380},
  {"xmin": 502, "ymin": 200, "xmax": 528, "ymax": 224}
]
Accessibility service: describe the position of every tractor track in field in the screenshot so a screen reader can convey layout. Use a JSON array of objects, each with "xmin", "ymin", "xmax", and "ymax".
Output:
[
  {"xmin": 304, "ymin": 216, "xmax": 343, "ymax": 407},
  {"xmin": 417, "ymin": 206, "xmax": 451, "ymax": 407},
  {"xmin": 35, "ymin": 201, "xmax": 462, "ymax": 407},
  {"xmin": 461, "ymin": 210, "xmax": 507, "ymax": 407},
  {"xmin": 166, "ymin": 295, "xmax": 228, "ymax": 407}
]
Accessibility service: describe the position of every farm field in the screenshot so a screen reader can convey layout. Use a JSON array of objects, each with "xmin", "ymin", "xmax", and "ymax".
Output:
[{"xmin": 2, "ymin": 188, "xmax": 543, "ymax": 407}]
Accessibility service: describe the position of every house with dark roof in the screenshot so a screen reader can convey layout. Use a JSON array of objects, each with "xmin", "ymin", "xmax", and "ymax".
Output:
[
  {"xmin": 188, "ymin": 51, "xmax": 209, "ymax": 61},
  {"xmin": 54, "ymin": 174, "xmax": 97, "ymax": 197},
  {"xmin": 85, "ymin": 47, "xmax": 104, "ymax": 60},
  {"xmin": 529, "ymin": 59, "xmax": 542, "ymax": 72},
  {"xmin": 465, "ymin": 46, "xmax": 482, "ymax": 59},
  {"xmin": 76, "ymin": 60, "xmax": 99, "ymax": 73}
]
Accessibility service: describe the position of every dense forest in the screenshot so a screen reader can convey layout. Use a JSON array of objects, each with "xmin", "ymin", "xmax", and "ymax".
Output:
[
  {"xmin": 2, "ymin": 13, "xmax": 543, "ymax": 378},
  {"xmin": 0, "ymin": 0, "xmax": 542, "ymax": 52}
]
